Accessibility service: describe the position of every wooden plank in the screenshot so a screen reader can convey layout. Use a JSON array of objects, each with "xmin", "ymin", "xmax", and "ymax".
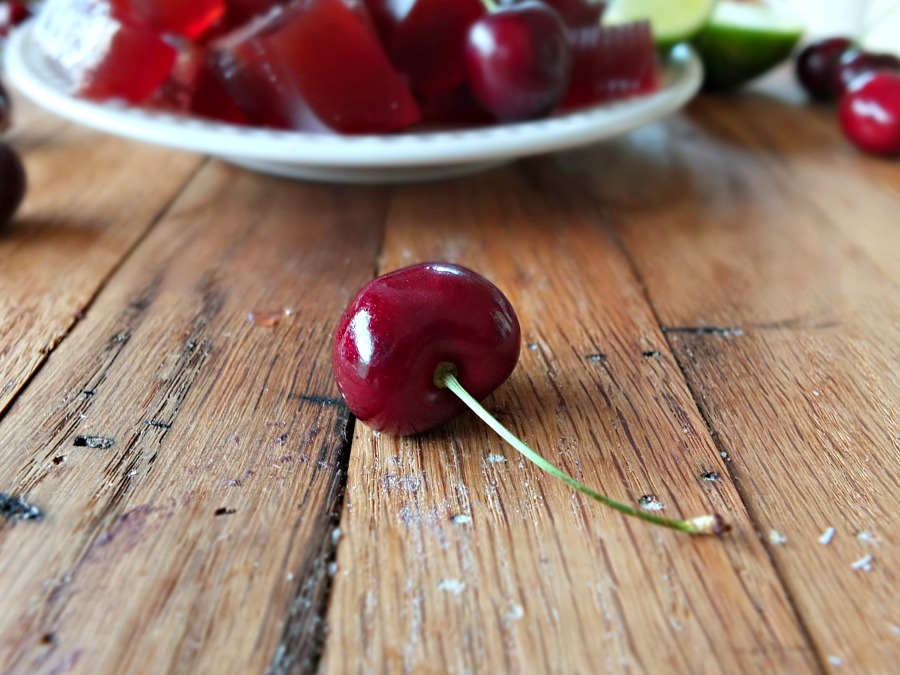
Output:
[
  {"xmin": 567, "ymin": 97, "xmax": 900, "ymax": 672},
  {"xmin": 321, "ymin": 166, "xmax": 818, "ymax": 674},
  {"xmin": 0, "ymin": 93, "xmax": 205, "ymax": 415},
  {"xmin": 0, "ymin": 161, "xmax": 387, "ymax": 673}
]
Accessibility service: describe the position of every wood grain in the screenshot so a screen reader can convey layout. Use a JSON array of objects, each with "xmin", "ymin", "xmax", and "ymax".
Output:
[
  {"xmin": 0, "ymin": 95, "xmax": 204, "ymax": 416},
  {"xmin": 320, "ymin": 166, "xmax": 818, "ymax": 674},
  {"xmin": 0, "ymin": 158, "xmax": 386, "ymax": 674},
  {"xmin": 563, "ymin": 88, "xmax": 900, "ymax": 672}
]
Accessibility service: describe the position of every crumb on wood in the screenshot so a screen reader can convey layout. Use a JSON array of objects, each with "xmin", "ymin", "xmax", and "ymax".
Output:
[
  {"xmin": 851, "ymin": 554, "xmax": 874, "ymax": 572},
  {"xmin": 819, "ymin": 527, "xmax": 836, "ymax": 545},
  {"xmin": 247, "ymin": 308, "xmax": 292, "ymax": 328},
  {"xmin": 73, "ymin": 435, "xmax": 116, "ymax": 449},
  {"xmin": 856, "ymin": 531, "xmax": 880, "ymax": 545},
  {"xmin": 828, "ymin": 656, "xmax": 843, "ymax": 667},
  {"xmin": 0, "ymin": 493, "xmax": 44, "ymax": 521},
  {"xmin": 146, "ymin": 420, "xmax": 171, "ymax": 429},
  {"xmin": 642, "ymin": 350, "xmax": 661, "ymax": 358},
  {"xmin": 486, "ymin": 454, "xmax": 507, "ymax": 464},
  {"xmin": 214, "ymin": 507, "xmax": 236, "ymax": 516},
  {"xmin": 331, "ymin": 527, "xmax": 342, "ymax": 545},
  {"xmin": 527, "ymin": 343, "xmax": 539, "ymax": 351},
  {"xmin": 586, "ymin": 353, "xmax": 607, "ymax": 363},
  {"xmin": 639, "ymin": 495, "xmax": 665, "ymax": 511},
  {"xmin": 274, "ymin": 433, "xmax": 288, "ymax": 446},
  {"xmin": 451, "ymin": 514, "xmax": 472, "ymax": 525},
  {"xmin": 51, "ymin": 455, "xmax": 66, "ymax": 466},
  {"xmin": 769, "ymin": 529, "xmax": 788, "ymax": 545},
  {"xmin": 701, "ymin": 471, "xmax": 721, "ymax": 482},
  {"xmin": 437, "ymin": 579, "xmax": 465, "ymax": 595}
]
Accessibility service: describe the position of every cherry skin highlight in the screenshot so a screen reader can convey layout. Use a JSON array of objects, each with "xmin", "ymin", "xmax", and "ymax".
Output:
[
  {"xmin": 332, "ymin": 262, "xmax": 521, "ymax": 436},
  {"xmin": 839, "ymin": 71, "xmax": 900, "ymax": 157},
  {"xmin": 832, "ymin": 49, "xmax": 900, "ymax": 99}
]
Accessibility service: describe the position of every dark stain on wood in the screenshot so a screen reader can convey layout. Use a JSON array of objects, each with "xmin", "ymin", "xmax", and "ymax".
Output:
[
  {"xmin": 0, "ymin": 493, "xmax": 44, "ymax": 521},
  {"xmin": 297, "ymin": 394, "xmax": 344, "ymax": 407},
  {"xmin": 267, "ymin": 410, "xmax": 355, "ymax": 675},
  {"xmin": 73, "ymin": 435, "xmax": 116, "ymax": 449},
  {"xmin": 214, "ymin": 507, "xmax": 236, "ymax": 516},
  {"xmin": 662, "ymin": 326, "xmax": 745, "ymax": 337}
]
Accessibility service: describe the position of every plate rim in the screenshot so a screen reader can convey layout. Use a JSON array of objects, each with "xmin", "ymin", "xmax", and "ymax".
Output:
[{"xmin": 5, "ymin": 22, "xmax": 702, "ymax": 168}]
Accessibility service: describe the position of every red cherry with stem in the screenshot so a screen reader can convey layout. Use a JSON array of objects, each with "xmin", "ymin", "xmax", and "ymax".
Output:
[
  {"xmin": 463, "ymin": 0, "xmax": 572, "ymax": 122},
  {"xmin": 839, "ymin": 70, "xmax": 900, "ymax": 157},
  {"xmin": 332, "ymin": 262, "xmax": 726, "ymax": 536},
  {"xmin": 832, "ymin": 49, "xmax": 900, "ymax": 99},
  {"xmin": 795, "ymin": 37, "xmax": 852, "ymax": 101},
  {"xmin": 0, "ymin": 141, "xmax": 26, "ymax": 228}
]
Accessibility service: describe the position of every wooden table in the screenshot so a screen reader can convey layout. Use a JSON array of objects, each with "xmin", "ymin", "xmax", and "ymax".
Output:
[{"xmin": 1, "ymin": 70, "xmax": 897, "ymax": 674}]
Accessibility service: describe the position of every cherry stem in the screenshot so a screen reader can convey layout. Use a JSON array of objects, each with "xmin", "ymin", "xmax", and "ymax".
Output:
[{"xmin": 435, "ymin": 364, "xmax": 726, "ymax": 536}]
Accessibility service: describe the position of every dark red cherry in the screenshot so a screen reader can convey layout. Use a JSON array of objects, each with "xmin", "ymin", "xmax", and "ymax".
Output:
[
  {"xmin": 0, "ymin": 141, "xmax": 26, "ymax": 228},
  {"xmin": 0, "ymin": 1, "xmax": 32, "ymax": 38},
  {"xmin": 832, "ymin": 49, "xmax": 900, "ymax": 99},
  {"xmin": 839, "ymin": 70, "xmax": 900, "ymax": 157},
  {"xmin": 795, "ymin": 36, "xmax": 852, "ymax": 101},
  {"xmin": 332, "ymin": 263, "xmax": 521, "ymax": 436},
  {"xmin": 463, "ymin": 1, "xmax": 571, "ymax": 122}
]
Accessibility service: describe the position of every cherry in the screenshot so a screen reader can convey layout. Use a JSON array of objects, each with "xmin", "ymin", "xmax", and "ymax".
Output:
[
  {"xmin": 0, "ymin": 1, "xmax": 32, "ymax": 39},
  {"xmin": 463, "ymin": 1, "xmax": 571, "ymax": 122},
  {"xmin": 832, "ymin": 49, "xmax": 900, "ymax": 99},
  {"xmin": 332, "ymin": 263, "xmax": 521, "ymax": 435},
  {"xmin": 795, "ymin": 37, "xmax": 852, "ymax": 101},
  {"xmin": 0, "ymin": 141, "xmax": 26, "ymax": 228},
  {"xmin": 839, "ymin": 71, "xmax": 900, "ymax": 157},
  {"xmin": 332, "ymin": 263, "xmax": 726, "ymax": 536}
]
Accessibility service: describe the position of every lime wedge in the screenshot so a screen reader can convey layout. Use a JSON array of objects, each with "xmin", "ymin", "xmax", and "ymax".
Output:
[
  {"xmin": 692, "ymin": 1, "xmax": 804, "ymax": 91},
  {"xmin": 604, "ymin": 0, "xmax": 718, "ymax": 50}
]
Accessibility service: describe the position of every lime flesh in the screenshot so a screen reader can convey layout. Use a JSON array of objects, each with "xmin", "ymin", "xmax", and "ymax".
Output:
[{"xmin": 604, "ymin": 0, "xmax": 718, "ymax": 49}]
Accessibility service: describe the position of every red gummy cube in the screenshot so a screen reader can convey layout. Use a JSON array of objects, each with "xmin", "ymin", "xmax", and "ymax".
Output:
[
  {"xmin": 152, "ymin": 43, "xmax": 249, "ymax": 124},
  {"xmin": 563, "ymin": 21, "xmax": 658, "ymax": 109},
  {"xmin": 500, "ymin": 0, "xmax": 605, "ymax": 29},
  {"xmin": 112, "ymin": 0, "xmax": 226, "ymax": 39},
  {"xmin": 35, "ymin": 0, "xmax": 177, "ymax": 104},
  {"xmin": 211, "ymin": 0, "xmax": 420, "ymax": 133},
  {"xmin": 364, "ymin": 0, "xmax": 485, "ymax": 101}
]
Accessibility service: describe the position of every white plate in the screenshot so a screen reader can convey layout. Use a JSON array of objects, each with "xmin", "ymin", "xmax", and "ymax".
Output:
[{"xmin": 6, "ymin": 22, "xmax": 702, "ymax": 184}]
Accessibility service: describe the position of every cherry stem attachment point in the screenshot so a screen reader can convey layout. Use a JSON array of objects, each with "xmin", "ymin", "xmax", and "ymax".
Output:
[{"xmin": 434, "ymin": 363, "xmax": 726, "ymax": 536}]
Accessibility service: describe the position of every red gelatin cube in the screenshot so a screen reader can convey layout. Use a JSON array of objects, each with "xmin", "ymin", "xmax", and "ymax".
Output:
[
  {"xmin": 151, "ymin": 43, "xmax": 249, "ymax": 124},
  {"xmin": 113, "ymin": 0, "xmax": 226, "ymax": 39},
  {"xmin": 500, "ymin": 0, "xmax": 605, "ymax": 29},
  {"xmin": 35, "ymin": 0, "xmax": 177, "ymax": 105},
  {"xmin": 564, "ymin": 21, "xmax": 657, "ymax": 108},
  {"xmin": 365, "ymin": 0, "xmax": 485, "ymax": 101},
  {"xmin": 212, "ymin": 0, "xmax": 420, "ymax": 134},
  {"xmin": 215, "ymin": 0, "xmax": 297, "ymax": 35}
]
